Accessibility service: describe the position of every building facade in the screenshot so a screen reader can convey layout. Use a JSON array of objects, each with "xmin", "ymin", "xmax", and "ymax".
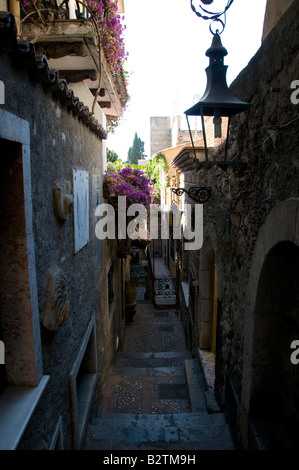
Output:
[
  {"xmin": 0, "ymin": 3, "xmax": 128, "ymax": 450},
  {"xmin": 171, "ymin": 0, "xmax": 299, "ymax": 449}
]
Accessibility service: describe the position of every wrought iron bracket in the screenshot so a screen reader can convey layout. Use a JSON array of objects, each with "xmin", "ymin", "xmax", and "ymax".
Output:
[
  {"xmin": 190, "ymin": 0, "xmax": 235, "ymax": 32},
  {"xmin": 172, "ymin": 186, "xmax": 211, "ymax": 203}
]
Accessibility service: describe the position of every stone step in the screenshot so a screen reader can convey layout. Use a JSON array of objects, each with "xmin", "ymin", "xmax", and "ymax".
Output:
[
  {"xmin": 110, "ymin": 357, "xmax": 218, "ymax": 415},
  {"xmin": 86, "ymin": 412, "xmax": 234, "ymax": 450},
  {"xmin": 132, "ymin": 317, "xmax": 183, "ymax": 325},
  {"xmin": 84, "ymin": 303, "xmax": 236, "ymax": 450},
  {"xmin": 111, "ymin": 366, "xmax": 186, "ymax": 378},
  {"xmin": 93, "ymin": 411, "xmax": 227, "ymax": 428},
  {"xmin": 114, "ymin": 351, "xmax": 192, "ymax": 369},
  {"xmin": 115, "ymin": 351, "xmax": 193, "ymax": 360}
]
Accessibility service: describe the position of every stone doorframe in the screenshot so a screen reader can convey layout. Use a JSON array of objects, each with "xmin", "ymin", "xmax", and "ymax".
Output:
[
  {"xmin": 0, "ymin": 108, "xmax": 43, "ymax": 385},
  {"xmin": 240, "ymin": 198, "xmax": 299, "ymax": 448},
  {"xmin": 0, "ymin": 109, "xmax": 49, "ymax": 450}
]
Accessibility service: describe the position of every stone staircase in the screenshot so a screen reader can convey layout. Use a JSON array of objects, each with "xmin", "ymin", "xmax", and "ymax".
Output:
[{"xmin": 83, "ymin": 303, "xmax": 235, "ymax": 450}]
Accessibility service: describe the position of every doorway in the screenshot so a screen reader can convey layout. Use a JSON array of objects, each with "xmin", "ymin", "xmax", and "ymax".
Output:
[
  {"xmin": 199, "ymin": 241, "xmax": 218, "ymax": 352},
  {"xmin": 250, "ymin": 241, "xmax": 299, "ymax": 449},
  {"xmin": 197, "ymin": 241, "xmax": 218, "ymax": 389}
]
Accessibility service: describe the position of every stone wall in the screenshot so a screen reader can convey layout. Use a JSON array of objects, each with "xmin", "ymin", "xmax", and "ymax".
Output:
[{"xmin": 180, "ymin": 0, "xmax": 299, "ymax": 449}]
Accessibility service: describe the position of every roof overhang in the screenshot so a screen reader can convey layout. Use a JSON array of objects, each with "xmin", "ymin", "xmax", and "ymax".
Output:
[
  {"xmin": 171, "ymin": 145, "xmax": 207, "ymax": 172},
  {"xmin": 21, "ymin": 20, "xmax": 124, "ymax": 120}
]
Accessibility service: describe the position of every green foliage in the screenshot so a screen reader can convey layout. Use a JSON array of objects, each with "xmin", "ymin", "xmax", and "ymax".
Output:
[
  {"xmin": 128, "ymin": 133, "xmax": 145, "ymax": 165},
  {"xmin": 110, "ymin": 162, "xmax": 146, "ymax": 171},
  {"xmin": 107, "ymin": 119, "xmax": 121, "ymax": 134},
  {"xmin": 107, "ymin": 148, "xmax": 119, "ymax": 163},
  {"xmin": 144, "ymin": 153, "xmax": 169, "ymax": 204},
  {"xmin": 114, "ymin": 160, "xmax": 124, "ymax": 170},
  {"xmin": 124, "ymin": 164, "xmax": 146, "ymax": 170}
]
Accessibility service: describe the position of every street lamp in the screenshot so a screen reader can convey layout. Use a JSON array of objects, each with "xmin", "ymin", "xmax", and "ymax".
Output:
[
  {"xmin": 185, "ymin": 30, "xmax": 251, "ymax": 167},
  {"xmin": 172, "ymin": 1, "xmax": 251, "ymax": 203}
]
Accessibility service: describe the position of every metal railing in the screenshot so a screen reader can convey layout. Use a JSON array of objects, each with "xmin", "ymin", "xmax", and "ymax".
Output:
[
  {"xmin": 154, "ymin": 276, "xmax": 176, "ymax": 298},
  {"xmin": 21, "ymin": 0, "xmax": 92, "ymax": 21}
]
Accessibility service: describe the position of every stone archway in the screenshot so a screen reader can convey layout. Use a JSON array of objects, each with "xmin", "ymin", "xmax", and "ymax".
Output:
[{"xmin": 241, "ymin": 198, "xmax": 299, "ymax": 449}]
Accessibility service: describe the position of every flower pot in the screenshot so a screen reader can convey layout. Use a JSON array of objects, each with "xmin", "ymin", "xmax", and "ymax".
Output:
[
  {"xmin": 125, "ymin": 281, "xmax": 137, "ymax": 305},
  {"xmin": 125, "ymin": 302, "xmax": 137, "ymax": 324}
]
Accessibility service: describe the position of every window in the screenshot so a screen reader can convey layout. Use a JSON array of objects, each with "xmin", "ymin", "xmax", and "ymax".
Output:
[{"xmin": 69, "ymin": 315, "xmax": 98, "ymax": 449}]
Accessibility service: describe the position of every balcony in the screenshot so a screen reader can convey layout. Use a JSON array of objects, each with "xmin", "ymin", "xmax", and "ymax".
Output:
[{"xmin": 20, "ymin": 0, "xmax": 129, "ymax": 122}]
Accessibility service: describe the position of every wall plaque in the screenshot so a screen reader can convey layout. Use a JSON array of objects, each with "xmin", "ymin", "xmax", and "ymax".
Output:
[{"xmin": 73, "ymin": 169, "xmax": 89, "ymax": 253}]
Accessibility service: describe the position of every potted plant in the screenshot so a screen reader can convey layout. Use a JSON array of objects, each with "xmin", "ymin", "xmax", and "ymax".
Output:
[
  {"xmin": 124, "ymin": 276, "xmax": 138, "ymax": 324},
  {"xmin": 125, "ymin": 276, "xmax": 138, "ymax": 305}
]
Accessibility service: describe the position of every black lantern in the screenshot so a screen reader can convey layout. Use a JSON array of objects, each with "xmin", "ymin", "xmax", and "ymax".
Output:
[
  {"xmin": 185, "ymin": 31, "xmax": 251, "ymax": 168},
  {"xmin": 172, "ymin": 1, "xmax": 250, "ymax": 203}
]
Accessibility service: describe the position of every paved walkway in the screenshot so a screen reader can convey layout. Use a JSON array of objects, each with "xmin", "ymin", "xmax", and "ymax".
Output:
[{"xmin": 83, "ymin": 300, "xmax": 235, "ymax": 450}]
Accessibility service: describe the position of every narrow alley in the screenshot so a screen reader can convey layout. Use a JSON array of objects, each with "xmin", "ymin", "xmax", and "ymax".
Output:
[
  {"xmin": 83, "ymin": 298, "xmax": 235, "ymax": 450},
  {"xmin": 0, "ymin": 0, "xmax": 298, "ymax": 453}
]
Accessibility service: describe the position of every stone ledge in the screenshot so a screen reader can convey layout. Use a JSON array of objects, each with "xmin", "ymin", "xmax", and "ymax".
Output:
[
  {"xmin": 184, "ymin": 359, "xmax": 207, "ymax": 412},
  {"xmin": 0, "ymin": 375, "xmax": 50, "ymax": 450},
  {"xmin": 154, "ymin": 296, "xmax": 176, "ymax": 307}
]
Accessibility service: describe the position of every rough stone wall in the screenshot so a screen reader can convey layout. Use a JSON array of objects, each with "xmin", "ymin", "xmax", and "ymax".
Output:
[
  {"xmin": 181, "ymin": 0, "xmax": 299, "ymax": 446},
  {"xmin": 0, "ymin": 50, "xmax": 123, "ymax": 449}
]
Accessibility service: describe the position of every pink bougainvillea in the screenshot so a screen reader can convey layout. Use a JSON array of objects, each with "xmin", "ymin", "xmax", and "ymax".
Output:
[
  {"xmin": 85, "ymin": 0, "xmax": 128, "ymax": 73},
  {"xmin": 103, "ymin": 167, "xmax": 155, "ymax": 210},
  {"xmin": 22, "ymin": 0, "xmax": 128, "ymax": 74}
]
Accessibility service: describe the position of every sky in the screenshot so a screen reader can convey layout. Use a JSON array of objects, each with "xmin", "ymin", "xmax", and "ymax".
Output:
[{"xmin": 107, "ymin": 0, "xmax": 268, "ymax": 160}]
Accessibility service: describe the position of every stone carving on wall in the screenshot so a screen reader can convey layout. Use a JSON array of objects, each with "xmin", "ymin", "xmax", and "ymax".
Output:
[
  {"xmin": 53, "ymin": 180, "xmax": 74, "ymax": 221},
  {"xmin": 43, "ymin": 265, "xmax": 70, "ymax": 331}
]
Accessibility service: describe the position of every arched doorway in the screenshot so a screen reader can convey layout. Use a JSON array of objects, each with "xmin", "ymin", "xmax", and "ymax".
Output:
[
  {"xmin": 249, "ymin": 241, "xmax": 299, "ymax": 449},
  {"xmin": 241, "ymin": 198, "xmax": 299, "ymax": 449}
]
